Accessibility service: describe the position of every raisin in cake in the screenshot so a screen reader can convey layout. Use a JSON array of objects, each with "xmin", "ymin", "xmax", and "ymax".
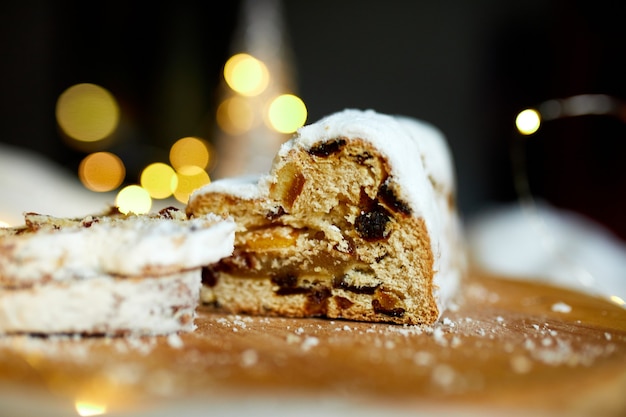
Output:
[
  {"xmin": 187, "ymin": 109, "xmax": 464, "ymax": 325},
  {"xmin": 0, "ymin": 207, "xmax": 235, "ymax": 335}
]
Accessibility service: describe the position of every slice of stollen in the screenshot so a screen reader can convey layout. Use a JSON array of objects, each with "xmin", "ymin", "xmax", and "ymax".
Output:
[{"xmin": 0, "ymin": 207, "xmax": 236, "ymax": 335}]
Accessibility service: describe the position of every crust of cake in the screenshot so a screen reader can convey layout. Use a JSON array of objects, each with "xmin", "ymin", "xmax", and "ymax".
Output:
[{"xmin": 190, "ymin": 133, "xmax": 445, "ymax": 325}]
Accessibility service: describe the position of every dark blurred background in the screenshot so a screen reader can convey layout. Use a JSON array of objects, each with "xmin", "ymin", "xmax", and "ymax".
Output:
[{"xmin": 1, "ymin": 0, "xmax": 625, "ymax": 238}]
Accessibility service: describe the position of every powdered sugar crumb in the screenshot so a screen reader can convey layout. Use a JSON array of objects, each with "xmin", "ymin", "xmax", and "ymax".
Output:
[
  {"xmin": 301, "ymin": 336, "xmax": 319, "ymax": 351},
  {"xmin": 431, "ymin": 364, "xmax": 456, "ymax": 388},
  {"xmin": 551, "ymin": 302, "xmax": 572, "ymax": 313},
  {"xmin": 240, "ymin": 349, "xmax": 259, "ymax": 367},
  {"xmin": 510, "ymin": 354, "xmax": 533, "ymax": 374},
  {"xmin": 167, "ymin": 333, "xmax": 183, "ymax": 349}
]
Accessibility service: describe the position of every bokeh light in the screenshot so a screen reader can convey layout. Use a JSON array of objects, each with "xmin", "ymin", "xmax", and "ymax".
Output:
[
  {"xmin": 267, "ymin": 94, "xmax": 307, "ymax": 133},
  {"xmin": 78, "ymin": 152, "xmax": 125, "ymax": 192},
  {"xmin": 75, "ymin": 400, "xmax": 107, "ymax": 417},
  {"xmin": 223, "ymin": 53, "xmax": 270, "ymax": 97},
  {"xmin": 515, "ymin": 109, "xmax": 541, "ymax": 135},
  {"xmin": 216, "ymin": 96, "xmax": 255, "ymax": 135},
  {"xmin": 0, "ymin": 220, "xmax": 9, "ymax": 228},
  {"xmin": 169, "ymin": 137, "xmax": 210, "ymax": 170},
  {"xmin": 140, "ymin": 163, "xmax": 178, "ymax": 199},
  {"xmin": 116, "ymin": 185, "xmax": 152, "ymax": 214},
  {"xmin": 173, "ymin": 165, "xmax": 210, "ymax": 204},
  {"xmin": 56, "ymin": 83, "xmax": 120, "ymax": 142}
]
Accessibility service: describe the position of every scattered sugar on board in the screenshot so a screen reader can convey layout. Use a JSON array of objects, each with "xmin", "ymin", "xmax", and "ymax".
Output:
[
  {"xmin": 167, "ymin": 333, "xmax": 184, "ymax": 349},
  {"xmin": 551, "ymin": 302, "xmax": 572, "ymax": 313},
  {"xmin": 240, "ymin": 349, "xmax": 259, "ymax": 367},
  {"xmin": 431, "ymin": 364, "xmax": 457, "ymax": 388},
  {"xmin": 510, "ymin": 354, "xmax": 533, "ymax": 374},
  {"xmin": 301, "ymin": 336, "xmax": 319, "ymax": 351}
]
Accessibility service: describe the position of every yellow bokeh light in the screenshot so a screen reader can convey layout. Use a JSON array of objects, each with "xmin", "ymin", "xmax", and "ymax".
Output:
[
  {"xmin": 223, "ymin": 53, "xmax": 270, "ymax": 97},
  {"xmin": 0, "ymin": 220, "xmax": 9, "ymax": 228},
  {"xmin": 267, "ymin": 94, "xmax": 307, "ymax": 134},
  {"xmin": 515, "ymin": 109, "xmax": 541, "ymax": 135},
  {"xmin": 170, "ymin": 137, "xmax": 210, "ymax": 170},
  {"xmin": 173, "ymin": 166, "xmax": 210, "ymax": 204},
  {"xmin": 56, "ymin": 83, "xmax": 120, "ymax": 142},
  {"xmin": 140, "ymin": 163, "xmax": 178, "ymax": 199},
  {"xmin": 216, "ymin": 96, "xmax": 255, "ymax": 135},
  {"xmin": 75, "ymin": 400, "xmax": 107, "ymax": 416},
  {"xmin": 115, "ymin": 185, "xmax": 152, "ymax": 214},
  {"xmin": 78, "ymin": 152, "xmax": 125, "ymax": 192}
]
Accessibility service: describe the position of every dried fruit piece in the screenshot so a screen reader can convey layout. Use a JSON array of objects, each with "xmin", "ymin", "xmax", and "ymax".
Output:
[
  {"xmin": 308, "ymin": 138, "xmax": 346, "ymax": 157},
  {"xmin": 270, "ymin": 162, "xmax": 305, "ymax": 210},
  {"xmin": 354, "ymin": 205, "xmax": 392, "ymax": 241}
]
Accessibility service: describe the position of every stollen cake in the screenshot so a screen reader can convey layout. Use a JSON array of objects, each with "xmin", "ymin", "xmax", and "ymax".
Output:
[
  {"xmin": 0, "ymin": 207, "xmax": 236, "ymax": 335},
  {"xmin": 186, "ymin": 109, "xmax": 464, "ymax": 325}
]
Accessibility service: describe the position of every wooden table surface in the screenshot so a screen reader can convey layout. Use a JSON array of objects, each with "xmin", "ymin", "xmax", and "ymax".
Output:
[{"xmin": 1, "ymin": 271, "xmax": 625, "ymax": 417}]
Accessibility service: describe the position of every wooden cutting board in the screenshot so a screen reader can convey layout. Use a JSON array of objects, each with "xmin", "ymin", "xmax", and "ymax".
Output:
[{"xmin": 1, "ymin": 270, "xmax": 625, "ymax": 417}]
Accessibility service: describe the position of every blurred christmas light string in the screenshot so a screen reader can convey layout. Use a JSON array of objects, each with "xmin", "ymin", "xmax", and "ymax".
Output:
[{"xmin": 511, "ymin": 94, "xmax": 626, "ymax": 306}]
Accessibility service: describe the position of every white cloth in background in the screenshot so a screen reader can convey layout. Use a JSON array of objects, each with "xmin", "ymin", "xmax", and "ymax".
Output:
[
  {"xmin": 467, "ymin": 201, "xmax": 626, "ymax": 303},
  {"xmin": 0, "ymin": 144, "xmax": 114, "ymax": 226}
]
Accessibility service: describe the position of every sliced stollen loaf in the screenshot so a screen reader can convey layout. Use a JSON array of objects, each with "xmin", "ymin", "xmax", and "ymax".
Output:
[
  {"xmin": 186, "ymin": 109, "xmax": 465, "ymax": 325},
  {"xmin": 0, "ymin": 207, "xmax": 236, "ymax": 335}
]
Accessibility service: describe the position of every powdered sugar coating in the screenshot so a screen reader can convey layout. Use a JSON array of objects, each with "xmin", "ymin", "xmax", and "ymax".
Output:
[
  {"xmin": 190, "ymin": 175, "xmax": 264, "ymax": 201},
  {"xmin": 0, "ymin": 213, "xmax": 236, "ymax": 284},
  {"xmin": 0, "ymin": 270, "xmax": 201, "ymax": 335}
]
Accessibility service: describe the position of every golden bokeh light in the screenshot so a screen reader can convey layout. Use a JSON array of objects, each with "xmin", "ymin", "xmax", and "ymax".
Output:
[
  {"xmin": 223, "ymin": 53, "xmax": 270, "ymax": 97},
  {"xmin": 79, "ymin": 152, "xmax": 125, "ymax": 192},
  {"xmin": 267, "ymin": 94, "xmax": 307, "ymax": 134},
  {"xmin": 115, "ymin": 185, "xmax": 152, "ymax": 214},
  {"xmin": 515, "ymin": 109, "xmax": 541, "ymax": 135},
  {"xmin": 173, "ymin": 165, "xmax": 210, "ymax": 204},
  {"xmin": 75, "ymin": 400, "xmax": 107, "ymax": 416},
  {"xmin": 140, "ymin": 163, "xmax": 178, "ymax": 199},
  {"xmin": 56, "ymin": 83, "xmax": 120, "ymax": 142},
  {"xmin": 216, "ymin": 96, "xmax": 255, "ymax": 135},
  {"xmin": 0, "ymin": 220, "xmax": 9, "ymax": 228},
  {"xmin": 170, "ymin": 137, "xmax": 210, "ymax": 170}
]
